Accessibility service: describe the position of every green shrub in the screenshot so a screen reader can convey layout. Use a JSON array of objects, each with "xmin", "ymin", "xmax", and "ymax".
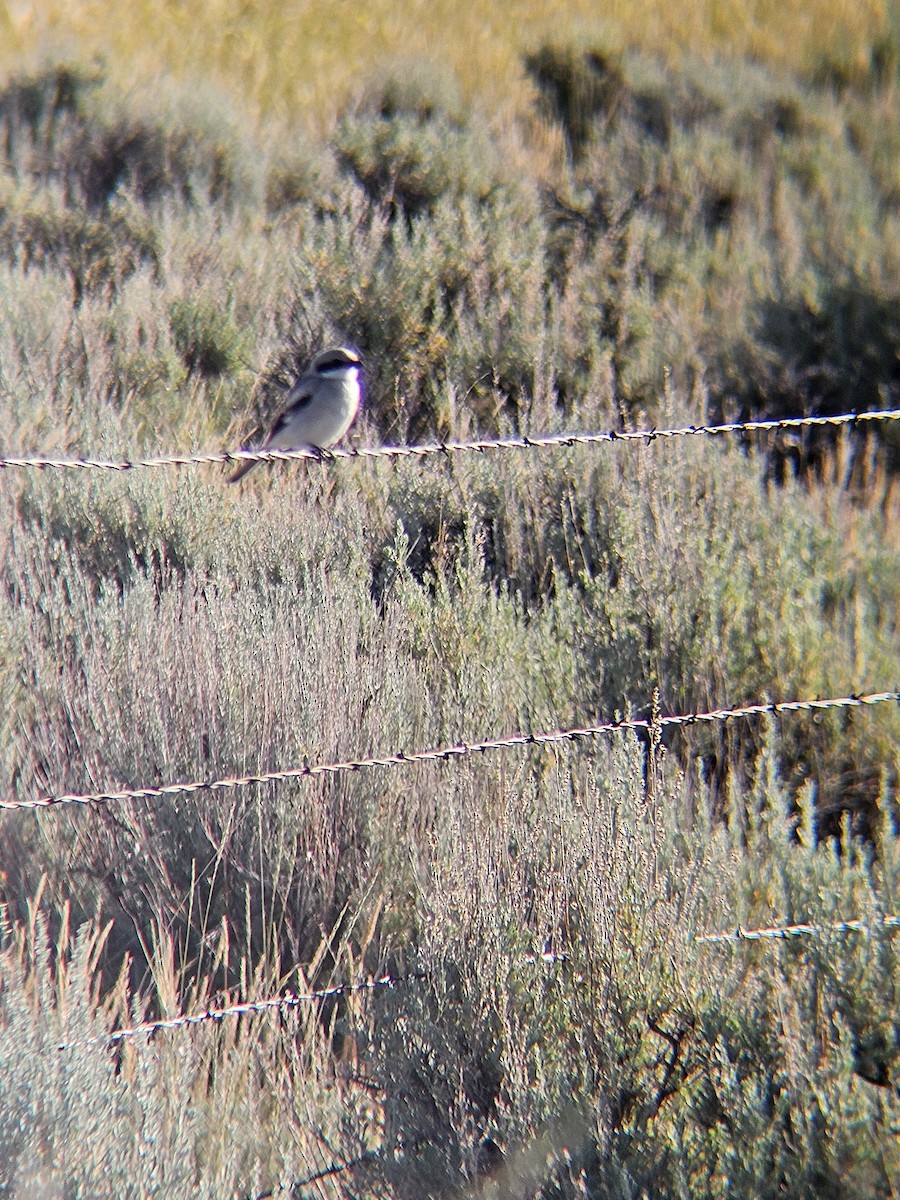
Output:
[
  {"xmin": 335, "ymin": 110, "xmax": 500, "ymax": 218},
  {"xmin": 169, "ymin": 296, "xmax": 247, "ymax": 378},
  {"xmin": 0, "ymin": 189, "xmax": 157, "ymax": 303}
]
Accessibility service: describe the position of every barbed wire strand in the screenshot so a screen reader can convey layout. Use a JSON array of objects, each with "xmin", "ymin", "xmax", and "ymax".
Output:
[
  {"xmin": 695, "ymin": 913, "xmax": 900, "ymax": 945},
  {"xmin": 56, "ymin": 913, "xmax": 900, "ymax": 1052},
  {"xmin": 3, "ymin": 689, "xmax": 897, "ymax": 814},
  {"xmin": 1, "ymin": 408, "xmax": 899, "ymax": 474},
  {"xmin": 56, "ymin": 972, "xmax": 421, "ymax": 1051}
]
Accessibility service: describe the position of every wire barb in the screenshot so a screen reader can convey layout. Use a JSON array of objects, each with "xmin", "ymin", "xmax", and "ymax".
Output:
[
  {"xmin": 3, "ymin": 689, "xmax": 897, "ymax": 813},
  {"xmin": 0, "ymin": 409, "xmax": 898, "ymax": 474},
  {"xmin": 56, "ymin": 973, "xmax": 415, "ymax": 1051},
  {"xmin": 51, "ymin": 913, "xmax": 900, "ymax": 1054}
]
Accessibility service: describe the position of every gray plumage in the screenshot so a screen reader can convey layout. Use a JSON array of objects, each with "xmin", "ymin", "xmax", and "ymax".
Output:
[{"xmin": 228, "ymin": 346, "xmax": 362, "ymax": 484}]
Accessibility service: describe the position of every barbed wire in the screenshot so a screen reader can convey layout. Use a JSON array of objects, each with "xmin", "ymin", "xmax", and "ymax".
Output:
[
  {"xmin": 56, "ymin": 972, "xmax": 421, "ymax": 1051},
  {"xmin": 54, "ymin": 911, "xmax": 900, "ymax": 1052},
  {"xmin": 695, "ymin": 913, "xmax": 900, "ymax": 944},
  {"xmin": 3, "ymin": 689, "xmax": 896, "ymax": 814},
  {"xmin": 1, "ymin": 408, "xmax": 898, "ymax": 475}
]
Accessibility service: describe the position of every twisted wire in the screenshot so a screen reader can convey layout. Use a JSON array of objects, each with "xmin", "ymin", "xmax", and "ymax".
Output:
[
  {"xmin": 695, "ymin": 913, "xmax": 900, "ymax": 944},
  {"xmin": 3, "ymin": 689, "xmax": 896, "ymax": 813},
  {"xmin": 56, "ymin": 972, "xmax": 416, "ymax": 1051},
  {"xmin": 54, "ymin": 912, "xmax": 900, "ymax": 1051},
  {"xmin": 0, "ymin": 408, "xmax": 898, "ymax": 474}
]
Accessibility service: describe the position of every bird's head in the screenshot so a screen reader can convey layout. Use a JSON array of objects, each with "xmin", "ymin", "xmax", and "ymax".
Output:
[{"xmin": 310, "ymin": 347, "xmax": 362, "ymax": 378}]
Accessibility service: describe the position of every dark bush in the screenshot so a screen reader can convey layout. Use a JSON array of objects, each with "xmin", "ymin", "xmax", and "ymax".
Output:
[
  {"xmin": 0, "ymin": 62, "xmax": 100, "ymax": 169},
  {"xmin": 0, "ymin": 199, "xmax": 157, "ymax": 302},
  {"xmin": 524, "ymin": 44, "xmax": 627, "ymax": 160}
]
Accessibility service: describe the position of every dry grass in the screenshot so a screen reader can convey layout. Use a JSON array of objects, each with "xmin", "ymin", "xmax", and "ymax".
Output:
[{"xmin": 2, "ymin": 0, "xmax": 893, "ymax": 128}]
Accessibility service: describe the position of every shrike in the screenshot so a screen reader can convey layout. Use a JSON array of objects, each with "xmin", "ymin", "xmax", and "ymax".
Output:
[{"xmin": 227, "ymin": 346, "xmax": 362, "ymax": 483}]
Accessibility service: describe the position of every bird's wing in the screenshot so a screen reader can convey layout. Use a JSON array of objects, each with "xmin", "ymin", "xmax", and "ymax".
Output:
[{"xmin": 269, "ymin": 384, "xmax": 315, "ymax": 438}]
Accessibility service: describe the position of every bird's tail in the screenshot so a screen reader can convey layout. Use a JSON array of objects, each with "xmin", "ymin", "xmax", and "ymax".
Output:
[{"xmin": 226, "ymin": 458, "xmax": 259, "ymax": 484}]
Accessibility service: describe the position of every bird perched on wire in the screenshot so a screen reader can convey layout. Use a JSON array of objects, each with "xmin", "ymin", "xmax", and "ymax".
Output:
[{"xmin": 227, "ymin": 346, "xmax": 362, "ymax": 483}]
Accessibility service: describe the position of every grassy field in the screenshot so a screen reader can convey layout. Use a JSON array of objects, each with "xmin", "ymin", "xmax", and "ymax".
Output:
[
  {"xmin": 3, "ymin": 0, "xmax": 895, "ymax": 123},
  {"xmin": 0, "ymin": 3, "xmax": 899, "ymax": 1197}
]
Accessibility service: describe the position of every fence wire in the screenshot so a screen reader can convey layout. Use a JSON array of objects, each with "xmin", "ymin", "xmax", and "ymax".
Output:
[
  {"xmin": 1, "ymin": 408, "xmax": 898, "ymax": 475},
  {"xmin": 2, "ymin": 689, "xmax": 897, "ymax": 814},
  {"xmin": 8, "ymin": 402, "xmax": 897, "ymax": 1067},
  {"xmin": 54, "ymin": 912, "xmax": 900, "ymax": 1052},
  {"xmin": 695, "ymin": 913, "xmax": 900, "ymax": 944},
  {"xmin": 56, "ymin": 973, "xmax": 419, "ymax": 1051}
]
